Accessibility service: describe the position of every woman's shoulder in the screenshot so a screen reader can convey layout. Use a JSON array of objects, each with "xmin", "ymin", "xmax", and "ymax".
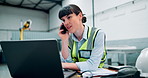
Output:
[
  {"xmin": 86, "ymin": 25, "xmax": 105, "ymax": 34},
  {"xmin": 95, "ymin": 28, "xmax": 106, "ymax": 37}
]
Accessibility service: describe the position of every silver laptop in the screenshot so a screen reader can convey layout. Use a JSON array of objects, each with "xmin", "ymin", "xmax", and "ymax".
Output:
[{"xmin": 0, "ymin": 39, "xmax": 76, "ymax": 78}]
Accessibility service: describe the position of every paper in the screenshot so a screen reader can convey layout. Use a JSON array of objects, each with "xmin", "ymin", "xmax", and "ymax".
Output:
[{"xmin": 82, "ymin": 68, "xmax": 117, "ymax": 77}]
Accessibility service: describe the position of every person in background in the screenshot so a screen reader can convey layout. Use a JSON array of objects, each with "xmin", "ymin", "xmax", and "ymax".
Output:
[{"xmin": 58, "ymin": 4, "xmax": 107, "ymax": 72}]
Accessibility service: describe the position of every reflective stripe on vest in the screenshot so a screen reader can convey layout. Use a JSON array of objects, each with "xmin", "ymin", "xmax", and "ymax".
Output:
[{"xmin": 68, "ymin": 26, "xmax": 107, "ymax": 68}]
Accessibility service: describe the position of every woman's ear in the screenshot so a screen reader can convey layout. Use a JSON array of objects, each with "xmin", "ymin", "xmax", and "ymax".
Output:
[{"xmin": 78, "ymin": 12, "xmax": 83, "ymax": 20}]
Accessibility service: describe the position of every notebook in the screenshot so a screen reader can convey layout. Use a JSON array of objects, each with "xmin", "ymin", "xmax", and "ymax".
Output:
[{"xmin": 0, "ymin": 39, "xmax": 76, "ymax": 78}]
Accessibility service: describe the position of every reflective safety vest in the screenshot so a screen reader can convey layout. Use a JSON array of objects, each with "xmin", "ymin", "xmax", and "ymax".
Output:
[{"xmin": 68, "ymin": 26, "xmax": 107, "ymax": 68}]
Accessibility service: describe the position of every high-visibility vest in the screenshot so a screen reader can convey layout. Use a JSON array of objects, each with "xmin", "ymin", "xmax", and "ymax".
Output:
[{"xmin": 68, "ymin": 27, "xmax": 107, "ymax": 68}]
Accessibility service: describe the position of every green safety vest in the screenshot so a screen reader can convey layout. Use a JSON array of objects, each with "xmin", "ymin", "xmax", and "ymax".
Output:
[{"xmin": 68, "ymin": 26, "xmax": 107, "ymax": 68}]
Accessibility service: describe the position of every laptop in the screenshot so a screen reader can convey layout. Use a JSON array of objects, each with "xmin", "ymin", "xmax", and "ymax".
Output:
[{"xmin": 0, "ymin": 39, "xmax": 76, "ymax": 78}]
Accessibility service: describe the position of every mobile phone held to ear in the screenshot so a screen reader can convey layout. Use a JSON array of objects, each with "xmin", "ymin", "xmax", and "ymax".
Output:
[{"xmin": 60, "ymin": 24, "xmax": 68, "ymax": 34}]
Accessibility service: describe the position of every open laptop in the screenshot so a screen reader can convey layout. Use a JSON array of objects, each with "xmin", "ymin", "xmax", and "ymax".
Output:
[{"xmin": 0, "ymin": 39, "xmax": 76, "ymax": 78}]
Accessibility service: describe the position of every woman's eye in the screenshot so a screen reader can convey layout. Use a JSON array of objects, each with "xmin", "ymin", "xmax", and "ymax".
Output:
[
  {"xmin": 67, "ymin": 16, "xmax": 71, "ymax": 19},
  {"xmin": 62, "ymin": 19, "xmax": 65, "ymax": 22}
]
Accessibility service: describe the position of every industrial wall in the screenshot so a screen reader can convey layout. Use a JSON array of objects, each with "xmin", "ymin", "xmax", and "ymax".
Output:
[
  {"xmin": 0, "ymin": 5, "xmax": 49, "ymax": 40},
  {"xmin": 54, "ymin": 0, "xmax": 148, "ymax": 41},
  {"xmin": 0, "ymin": 0, "xmax": 148, "ymax": 65},
  {"xmin": 49, "ymin": 0, "xmax": 148, "ymax": 66}
]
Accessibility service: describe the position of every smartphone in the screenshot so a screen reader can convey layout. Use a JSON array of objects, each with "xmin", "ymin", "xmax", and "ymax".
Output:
[{"xmin": 60, "ymin": 24, "xmax": 68, "ymax": 34}]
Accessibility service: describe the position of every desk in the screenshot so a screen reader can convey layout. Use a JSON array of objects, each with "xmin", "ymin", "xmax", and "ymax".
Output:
[
  {"xmin": 0, "ymin": 64, "xmax": 140, "ymax": 78},
  {"xmin": 107, "ymin": 46, "xmax": 141, "ymax": 66},
  {"xmin": 70, "ymin": 67, "xmax": 140, "ymax": 78}
]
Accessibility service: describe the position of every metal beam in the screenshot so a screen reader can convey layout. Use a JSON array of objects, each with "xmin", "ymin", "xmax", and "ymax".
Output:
[
  {"xmin": 0, "ymin": 3, "xmax": 49, "ymax": 13},
  {"xmin": 0, "ymin": 0, "xmax": 63, "ymax": 13},
  {"xmin": 33, "ymin": 0, "xmax": 42, "ymax": 8},
  {"xmin": 48, "ymin": 3, "xmax": 57, "ymax": 11},
  {"xmin": 43, "ymin": 0, "xmax": 62, "ymax": 6},
  {"xmin": 92, "ymin": 0, "xmax": 95, "ymax": 27},
  {"xmin": 19, "ymin": 0, "xmax": 24, "ymax": 6},
  {"xmin": 3, "ymin": 0, "xmax": 6, "ymax": 3}
]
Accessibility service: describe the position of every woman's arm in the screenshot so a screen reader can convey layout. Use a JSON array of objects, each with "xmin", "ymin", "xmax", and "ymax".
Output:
[
  {"xmin": 58, "ymin": 28, "xmax": 70, "ymax": 59},
  {"xmin": 61, "ymin": 39, "xmax": 69, "ymax": 59},
  {"xmin": 62, "ymin": 62, "xmax": 80, "ymax": 70}
]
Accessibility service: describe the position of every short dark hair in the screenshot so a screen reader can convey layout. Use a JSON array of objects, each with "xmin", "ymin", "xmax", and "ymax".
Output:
[{"xmin": 58, "ymin": 4, "xmax": 86, "ymax": 23}]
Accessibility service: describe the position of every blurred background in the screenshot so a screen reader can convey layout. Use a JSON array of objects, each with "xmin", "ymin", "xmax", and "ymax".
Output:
[{"xmin": 0, "ymin": 0, "xmax": 148, "ymax": 66}]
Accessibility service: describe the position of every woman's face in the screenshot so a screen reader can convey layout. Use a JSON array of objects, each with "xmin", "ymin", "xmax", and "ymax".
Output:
[{"xmin": 61, "ymin": 13, "xmax": 82, "ymax": 33}]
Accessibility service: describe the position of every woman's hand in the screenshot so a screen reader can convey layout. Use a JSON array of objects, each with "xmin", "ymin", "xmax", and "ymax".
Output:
[{"xmin": 58, "ymin": 24, "xmax": 70, "ymax": 41}]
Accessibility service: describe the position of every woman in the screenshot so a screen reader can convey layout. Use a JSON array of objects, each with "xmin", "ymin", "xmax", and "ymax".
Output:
[{"xmin": 58, "ymin": 4, "xmax": 107, "ymax": 72}]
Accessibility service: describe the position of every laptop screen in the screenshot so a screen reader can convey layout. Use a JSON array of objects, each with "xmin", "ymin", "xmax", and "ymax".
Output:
[{"xmin": 0, "ymin": 39, "xmax": 64, "ymax": 78}]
